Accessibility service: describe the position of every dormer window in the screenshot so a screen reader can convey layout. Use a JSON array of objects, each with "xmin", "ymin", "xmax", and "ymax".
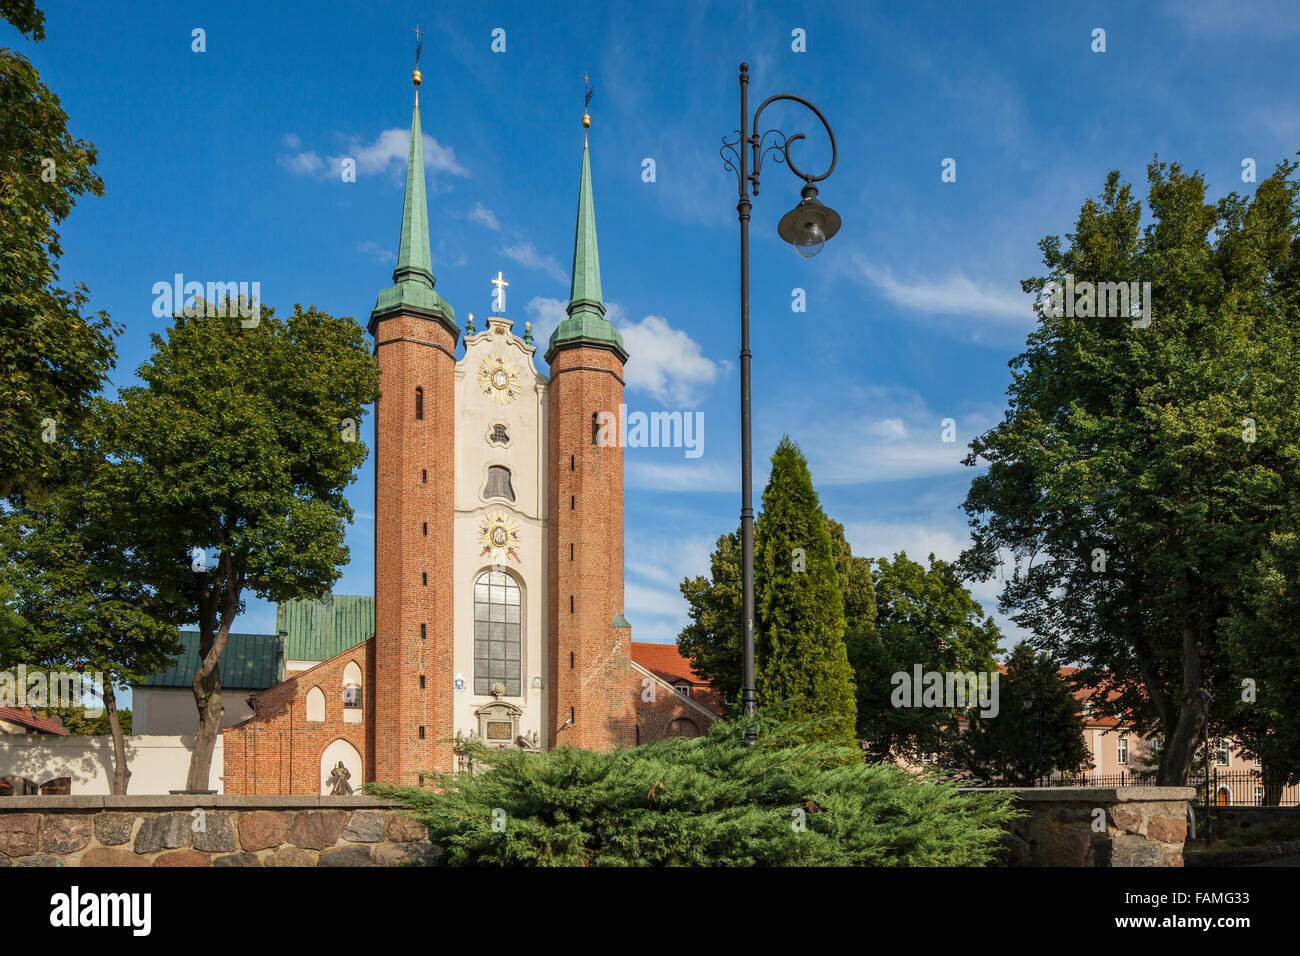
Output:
[
  {"xmin": 673, "ymin": 683, "xmax": 692, "ymax": 698},
  {"xmin": 485, "ymin": 465, "xmax": 515, "ymax": 501},
  {"xmin": 491, "ymin": 424, "xmax": 509, "ymax": 444}
]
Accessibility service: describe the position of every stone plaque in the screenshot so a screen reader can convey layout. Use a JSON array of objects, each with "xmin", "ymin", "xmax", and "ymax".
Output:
[{"xmin": 486, "ymin": 721, "xmax": 512, "ymax": 741}]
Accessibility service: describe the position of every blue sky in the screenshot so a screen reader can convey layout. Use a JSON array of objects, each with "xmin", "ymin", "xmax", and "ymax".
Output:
[{"xmin": 8, "ymin": 0, "xmax": 1298, "ymax": 653}]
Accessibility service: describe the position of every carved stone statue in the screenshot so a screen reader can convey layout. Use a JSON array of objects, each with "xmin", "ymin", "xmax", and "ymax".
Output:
[{"xmin": 325, "ymin": 760, "xmax": 353, "ymax": 796}]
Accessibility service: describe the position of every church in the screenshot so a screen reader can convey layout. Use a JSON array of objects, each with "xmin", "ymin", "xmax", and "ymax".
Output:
[{"xmin": 210, "ymin": 70, "xmax": 722, "ymax": 794}]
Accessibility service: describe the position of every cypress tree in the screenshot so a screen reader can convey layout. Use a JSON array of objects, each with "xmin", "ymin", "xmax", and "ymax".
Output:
[{"xmin": 754, "ymin": 436, "xmax": 856, "ymax": 742}]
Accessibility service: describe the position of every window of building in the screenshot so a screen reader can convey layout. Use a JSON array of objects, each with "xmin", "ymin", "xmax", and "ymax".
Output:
[
  {"xmin": 343, "ymin": 685, "xmax": 361, "ymax": 708},
  {"xmin": 1117, "ymin": 737, "xmax": 1128, "ymax": 765},
  {"xmin": 673, "ymin": 683, "xmax": 692, "ymax": 698},
  {"xmin": 484, "ymin": 465, "xmax": 515, "ymax": 501},
  {"xmin": 473, "ymin": 569, "xmax": 521, "ymax": 696},
  {"xmin": 1214, "ymin": 738, "xmax": 1231, "ymax": 767},
  {"xmin": 415, "ymin": 387, "xmax": 424, "ymax": 420},
  {"xmin": 491, "ymin": 424, "xmax": 509, "ymax": 444},
  {"xmin": 667, "ymin": 718, "xmax": 701, "ymax": 739},
  {"xmin": 591, "ymin": 412, "xmax": 599, "ymax": 445},
  {"xmin": 1255, "ymin": 785, "xmax": 1265, "ymax": 805}
]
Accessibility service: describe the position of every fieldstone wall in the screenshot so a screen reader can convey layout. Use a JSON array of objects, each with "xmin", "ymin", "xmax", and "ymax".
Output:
[
  {"xmin": 971, "ymin": 786, "xmax": 1196, "ymax": 867},
  {"xmin": 1206, "ymin": 804, "xmax": 1300, "ymax": 842},
  {"xmin": 0, "ymin": 795, "xmax": 439, "ymax": 867}
]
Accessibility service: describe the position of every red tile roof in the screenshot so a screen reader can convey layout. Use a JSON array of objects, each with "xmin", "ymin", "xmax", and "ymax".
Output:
[
  {"xmin": 0, "ymin": 706, "xmax": 69, "ymax": 735},
  {"xmin": 630, "ymin": 642, "xmax": 727, "ymax": 716}
]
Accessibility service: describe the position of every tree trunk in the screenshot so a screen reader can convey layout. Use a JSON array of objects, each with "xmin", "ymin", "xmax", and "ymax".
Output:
[
  {"xmin": 1157, "ymin": 624, "xmax": 1206, "ymax": 786},
  {"xmin": 104, "ymin": 684, "xmax": 131, "ymax": 795},
  {"xmin": 186, "ymin": 601, "xmax": 233, "ymax": 791}
]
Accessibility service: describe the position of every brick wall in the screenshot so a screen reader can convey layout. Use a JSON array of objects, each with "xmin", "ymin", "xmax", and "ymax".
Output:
[
  {"xmin": 222, "ymin": 642, "xmax": 374, "ymax": 795},
  {"xmin": 630, "ymin": 667, "xmax": 716, "ymax": 743},
  {"xmin": 546, "ymin": 345, "xmax": 636, "ymax": 750},
  {"xmin": 371, "ymin": 314, "xmax": 458, "ymax": 784}
]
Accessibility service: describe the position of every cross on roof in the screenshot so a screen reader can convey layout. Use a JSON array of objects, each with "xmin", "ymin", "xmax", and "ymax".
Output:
[
  {"xmin": 491, "ymin": 271, "xmax": 509, "ymax": 313},
  {"xmin": 412, "ymin": 24, "xmax": 423, "ymax": 67}
]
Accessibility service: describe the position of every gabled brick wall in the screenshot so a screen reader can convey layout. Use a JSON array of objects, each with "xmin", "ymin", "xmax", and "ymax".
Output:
[{"xmin": 222, "ymin": 641, "xmax": 375, "ymax": 795}]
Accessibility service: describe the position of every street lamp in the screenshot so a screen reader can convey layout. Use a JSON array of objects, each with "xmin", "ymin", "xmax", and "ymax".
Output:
[{"xmin": 720, "ymin": 62, "xmax": 840, "ymax": 745}]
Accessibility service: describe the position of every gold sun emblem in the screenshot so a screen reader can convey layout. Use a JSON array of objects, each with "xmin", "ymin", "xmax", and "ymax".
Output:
[
  {"xmin": 478, "ymin": 354, "xmax": 521, "ymax": 406},
  {"xmin": 478, "ymin": 512, "xmax": 521, "ymax": 563}
]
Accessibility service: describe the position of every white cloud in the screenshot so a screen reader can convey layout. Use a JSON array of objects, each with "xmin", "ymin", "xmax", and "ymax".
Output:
[
  {"xmin": 501, "ymin": 242, "xmax": 567, "ymax": 283},
  {"xmin": 528, "ymin": 299, "xmax": 722, "ymax": 408},
  {"xmin": 626, "ymin": 459, "xmax": 734, "ymax": 492},
  {"xmin": 524, "ymin": 296, "xmax": 567, "ymax": 344},
  {"xmin": 796, "ymin": 385, "xmax": 990, "ymax": 485},
  {"xmin": 615, "ymin": 315, "xmax": 720, "ymax": 406},
  {"xmin": 279, "ymin": 129, "xmax": 466, "ymax": 182},
  {"xmin": 277, "ymin": 151, "xmax": 324, "ymax": 175},
  {"xmin": 846, "ymin": 251, "xmax": 1030, "ymax": 328},
  {"xmin": 469, "ymin": 202, "xmax": 501, "ymax": 230},
  {"xmin": 357, "ymin": 240, "xmax": 395, "ymax": 264}
]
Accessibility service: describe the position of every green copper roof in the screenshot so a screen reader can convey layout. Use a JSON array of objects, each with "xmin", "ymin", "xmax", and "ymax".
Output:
[
  {"xmin": 370, "ymin": 94, "xmax": 457, "ymax": 339},
  {"xmin": 139, "ymin": 632, "xmax": 282, "ymax": 690},
  {"xmin": 395, "ymin": 98, "xmax": 433, "ymax": 287},
  {"xmin": 277, "ymin": 594, "xmax": 373, "ymax": 663},
  {"xmin": 546, "ymin": 137, "xmax": 627, "ymax": 364}
]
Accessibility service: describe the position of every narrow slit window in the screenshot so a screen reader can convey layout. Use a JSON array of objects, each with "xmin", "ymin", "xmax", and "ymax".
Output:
[
  {"xmin": 415, "ymin": 387, "xmax": 424, "ymax": 420},
  {"xmin": 592, "ymin": 412, "xmax": 599, "ymax": 445}
]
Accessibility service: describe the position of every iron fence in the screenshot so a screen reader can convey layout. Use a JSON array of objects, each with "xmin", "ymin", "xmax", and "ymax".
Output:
[{"xmin": 1036, "ymin": 768, "xmax": 1297, "ymax": 806}]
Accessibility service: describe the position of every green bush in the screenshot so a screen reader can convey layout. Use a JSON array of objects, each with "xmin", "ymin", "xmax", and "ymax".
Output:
[{"xmin": 367, "ymin": 712, "xmax": 1020, "ymax": 866}]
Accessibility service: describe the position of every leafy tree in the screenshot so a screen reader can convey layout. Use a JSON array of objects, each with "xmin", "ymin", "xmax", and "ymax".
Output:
[
  {"xmin": 106, "ymin": 300, "xmax": 380, "ymax": 789},
  {"xmin": 0, "ymin": 405, "xmax": 180, "ymax": 793},
  {"xmin": 1223, "ymin": 532, "xmax": 1300, "ymax": 799},
  {"xmin": 754, "ymin": 436, "xmax": 856, "ymax": 742},
  {"xmin": 952, "ymin": 642, "xmax": 1091, "ymax": 785},
  {"xmin": 959, "ymin": 159, "xmax": 1300, "ymax": 785},
  {"xmin": 827, "ymin": 517, "xmax": 876, "ymax": 632},
  {"xmin": 368, "ymin": 712, "xmax": 1021, "ymax": 866},
  {"xmin": 677, "ymin": 528, "xmax": 742, "ymax": 713},
  {"xmin": 848, "ymin": 552, "xmax": 1001, "ymax": 761},
  {"xmin": 678, "ymin": 517, "xmax": 875, "ymax": 720},
  {"xmin": 1, "ymin": 2, "xmax": 118, "ymax": 497},
  {"xmin": 38, "ymin": 705, "xmax": 131, "ymax": 736}
]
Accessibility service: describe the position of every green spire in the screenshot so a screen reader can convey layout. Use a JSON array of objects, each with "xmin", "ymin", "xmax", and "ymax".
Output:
[
  {"xmin": 393, "ymin": 98, "xmax": 434, "ymax": 288},
  {"xmin": 568, "ymin": 141, "xmax": 603, "ymax": 319},
  {"xmin": 369, "ymin": 89, "xmax": 457, "ymax": 340},
  {"xmin": 546, "ymin": 133, "xmax": 627, "ymax": 364}
]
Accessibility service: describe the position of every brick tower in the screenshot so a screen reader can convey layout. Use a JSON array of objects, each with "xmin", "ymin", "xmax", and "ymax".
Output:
[
  {"xmin": 369, "ymin": 72, "xmax": 460, "ymax": 784},
  {"xmin": 546, "ymin": 114, "xmax": 637, "ymax": 750}
]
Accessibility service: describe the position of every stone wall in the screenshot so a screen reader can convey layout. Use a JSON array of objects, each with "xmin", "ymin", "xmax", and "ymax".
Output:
[
  {"xmin": 1205, "ymin": 804, "xmax": 1300, "ymax": 842},
  {"xmin": 970, "ymin": 786, "xmax": 1197, "ymax": 866},
  {"xmin": 0, "ymin": 795, "xmax": 438, "ymax": 867}
]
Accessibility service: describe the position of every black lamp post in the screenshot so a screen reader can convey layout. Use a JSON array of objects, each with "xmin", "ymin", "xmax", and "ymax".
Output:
[{"xmin": 721, "ymin": 63, "xmax": 840, "ymax": 744}]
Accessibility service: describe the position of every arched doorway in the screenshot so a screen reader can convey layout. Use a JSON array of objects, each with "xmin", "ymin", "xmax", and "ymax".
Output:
[{"xmin": 320, "ymin": 739, "xmax": 362, "ymax": 796}]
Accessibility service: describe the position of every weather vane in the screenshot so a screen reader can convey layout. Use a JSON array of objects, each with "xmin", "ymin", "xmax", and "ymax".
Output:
[
  {"xmin": 412, "ymin": 24, "xmax": 423, "ymax": 68},
  {"xmin": 582, "ymin": 72, "xmax": 594, "ymax": 131}
]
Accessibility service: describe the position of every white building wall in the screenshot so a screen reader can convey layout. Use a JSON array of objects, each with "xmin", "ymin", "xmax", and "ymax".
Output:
[
  {"xmin": 452, "ymin": 317, "xmax": 549, "ymax": 746},
  {"xmin": 0, "ymin": 735, "xmax": 224, "ymax": 795}
]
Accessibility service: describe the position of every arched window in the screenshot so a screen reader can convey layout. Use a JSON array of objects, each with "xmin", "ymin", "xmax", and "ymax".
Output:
[
  {"xmin": 415, "ymin": 387, "xmax": 424, "ymax": 420},
  {"xmin": 305, "ymin": 686, "xmax": 325, "ymax": 722},
  {"xmin": 667, "ymin": 718, "xmax": 701, "ymax": 739},
  {"xmin": 484, "ymin": 465, "xmax": 515, "ymax": 501},
  {"xmin": 473, "ymin": 569, "xmax": 521, "ymax": 696}
]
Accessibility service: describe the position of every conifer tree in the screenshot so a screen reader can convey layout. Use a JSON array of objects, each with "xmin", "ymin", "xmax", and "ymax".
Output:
[{"xmin": 754, "ymin": 436, "xmax": 856, "ymax": 742}]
